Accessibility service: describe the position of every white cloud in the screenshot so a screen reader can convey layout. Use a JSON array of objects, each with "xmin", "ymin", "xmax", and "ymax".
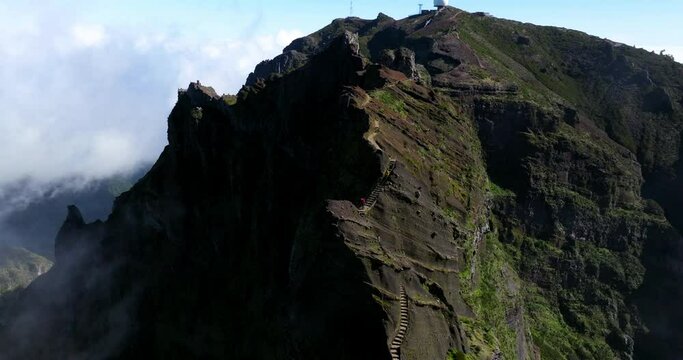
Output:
[
  {"xmin": 71, "ymin": 24, "xmax": 107, "ymax": 48},
  {"xmin": 276, "ymin": 29, "xmax": 305, "ymax": 48},
  {"xmin": 664, "ymin": 47, "xmax": 683, "ymax": 63},
  {"xmin": 0, "ymin": 3, "xmax": 302, "ymax": 215}
]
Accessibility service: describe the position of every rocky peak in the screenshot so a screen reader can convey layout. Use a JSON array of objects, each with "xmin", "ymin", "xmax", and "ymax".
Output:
[
  {"xmin": 184, "ymin": 81, "xmax": 219, "ymax": 104},
  {"xmin": 379, "ymin": 47, "xmax": 419, "ymax": 80},
  {"xmin": 54, "ymin": 205, "xmax": 103, "ymax": 263},
  {"xmin": 64, "ymin": 205, "xmax": 85, "ymax": 227}
]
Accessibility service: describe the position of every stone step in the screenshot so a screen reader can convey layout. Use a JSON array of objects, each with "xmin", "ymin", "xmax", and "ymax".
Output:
[
  {"xmin": 389, "ymin": 284, "xmax": 409, "ymax": 359},
  {"xmin": 359, "ymin": 159, "xmax": 396, "ymax": 212}
]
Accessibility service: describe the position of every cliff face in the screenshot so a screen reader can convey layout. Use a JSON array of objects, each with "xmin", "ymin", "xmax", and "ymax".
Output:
[
  {"xmin": 0, "ymin": 246, "xmax": 52, "ymax": 317},
  {"xmin": 2, "ymin": 8, "xmax": 682, "ymax": 360}
]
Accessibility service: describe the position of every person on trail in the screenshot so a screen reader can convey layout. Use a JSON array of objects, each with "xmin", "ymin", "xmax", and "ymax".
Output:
[{"xmin": 360, "ymin": 197, "xmax": 367, "ymax": 207}]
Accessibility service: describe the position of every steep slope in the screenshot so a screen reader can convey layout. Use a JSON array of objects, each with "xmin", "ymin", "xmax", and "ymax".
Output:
[
  {"xmin": 0, "ymin": 246, "xmax": 52, "ymax": 320},
  {"xmin": 249, "ymin": 9, "xmax": 683, "ymax": 359},
  {"xmin": 1, "ymin": 7, "xmax": 682, "ymax": 360},
  {"xmin": 0, "ymin": 246, "xmax": 52, "ymax": 294}
]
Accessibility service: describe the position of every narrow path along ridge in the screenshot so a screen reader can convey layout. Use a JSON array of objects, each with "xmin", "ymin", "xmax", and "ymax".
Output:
[{"xmin": 359, "ymin": 159, "xmax": 397, "ymax": 213}]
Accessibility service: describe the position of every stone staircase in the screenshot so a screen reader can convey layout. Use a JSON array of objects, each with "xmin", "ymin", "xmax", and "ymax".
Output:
[
  {"xmin": 359, "ymin": 159, "xmax": 397, "ymax": 213},
  {"xmin": 389, "ymin": 286, "xmax": 410, "ymax": 360}
]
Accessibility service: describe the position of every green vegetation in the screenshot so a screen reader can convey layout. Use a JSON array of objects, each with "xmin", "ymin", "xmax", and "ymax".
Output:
[
  {"xmin": 524, "ymin": 285, "xmax": 615, "ymax": 360},
  {"xmin": 0, "ymin": 246, "xmax": 52, "ymax": 296},
  {"xmin": 446, "ymin": 349, "xmax": 472, "ymax": 360},
  {"xmin": 371, "ymin": 89, "xmax": 408, "ymax": 118},
  {"xmin": 458, "ymin": 11, "xmax": 683, "ymax": 170},
  {"xmin": 474, "ymin": 228, "xmax": 622, "ymax": 359},
  {"xmin": 489, "ymin": 181, "xmax": 515, "ymax": 198},
  {"xmin": 222, "ymin": 94, "xmax": 237, "ymax": 106},
  {"xmin": 372, "ymin": 294, "xmax": 393, "ymax": 312},
  {"xmin": 190, "ymin": 107, "xmax": 203, "ymax": 120},
  {"xmin": 458, "ymin": 231, "xmax": 520, "ymax": 359}
]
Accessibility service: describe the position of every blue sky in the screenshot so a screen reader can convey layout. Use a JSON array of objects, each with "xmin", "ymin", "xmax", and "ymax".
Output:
[
  {"xmin": 46, "ymin": 0, "xmax": 683, "ymax": 53},
  {"xmin": 0, "ymin": 0, "xmax": 680, "ymax": 212}
]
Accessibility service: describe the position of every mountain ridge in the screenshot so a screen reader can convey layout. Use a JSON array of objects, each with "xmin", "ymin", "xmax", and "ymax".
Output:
[{"xmin": 1, "ymin": 7, "xmax": 682, "ymax": 360}]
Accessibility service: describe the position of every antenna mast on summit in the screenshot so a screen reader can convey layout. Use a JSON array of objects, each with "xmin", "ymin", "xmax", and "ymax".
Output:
[{"xmin": 350, "ymin": 0, "xmax": 353, "ymax": 16}]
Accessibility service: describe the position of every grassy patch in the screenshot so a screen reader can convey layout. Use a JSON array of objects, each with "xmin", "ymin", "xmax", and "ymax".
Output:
[
  {"xmin": 499, "ymin": 231, "xmax": 625, "ymax": 359},
  {"xmin": 446, "ymin": 349, "xmax": 473, "ymax": 360},
  {"xmin": 222, "ymin": 94, "xmax": 237, "ymax": 106},
  {"xmin": 524, "ymin": 285, "xmax": 615, "ymax": 360},
  {"xmin": 459, "ymin": 231, "xmax": 520, "ymax": 359},
  {"xmin": 489, "ymin": 181, "xmax": 516, "ymax": 198},
  {"xmin": 371, "ymin": 89, "xmax": 408, "ymax": 118},
  {"xmin": 0, "ymin": 246, "xmax": 52, "ymax": 295}
]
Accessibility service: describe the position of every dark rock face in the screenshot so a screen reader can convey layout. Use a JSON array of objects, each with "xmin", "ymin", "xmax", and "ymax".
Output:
[
  {"xmin": 643, "ymin": 87, "xmax": 674, "ymax": 113},
  {"xmin": 516, "ymin": 35, "xmax": 531, "ymax": 46},
  {"xmin": 2, "ymin": 7, "xmax": 683, "ymax": 360},
  {"xmin": 245, "ymin": 50, "xmax": 309, "ymax": 86},
  {"xmin": 379, "ymin": 47, "xmax": 419, "ymax": 80},
  {"xmin": 1, "ymin": 31, "xmax": 390, "ymax": 360}
]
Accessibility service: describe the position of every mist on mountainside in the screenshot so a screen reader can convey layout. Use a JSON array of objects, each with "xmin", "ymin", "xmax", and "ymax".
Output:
[{"xmin": 0, "ymin": 166, "xmax": 149, "ymax": 258}]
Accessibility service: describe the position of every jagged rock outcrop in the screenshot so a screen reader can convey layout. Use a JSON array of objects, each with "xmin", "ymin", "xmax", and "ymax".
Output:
[
  {"xmin": 1, "ymin": 6, "xmax": 683, "ymax": 360},
  {"xmin": 245, "ymin": 50, "xmax": 309, "ymax": 86},
  {"xmin": 379, "ymin": 47, "xmax": 419, "ymax": 80}
]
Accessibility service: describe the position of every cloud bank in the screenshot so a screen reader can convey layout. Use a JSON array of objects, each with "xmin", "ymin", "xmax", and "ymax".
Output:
[{"xmin": 0, "ymin": 3, "xmax": 302, "ymax": 215}]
